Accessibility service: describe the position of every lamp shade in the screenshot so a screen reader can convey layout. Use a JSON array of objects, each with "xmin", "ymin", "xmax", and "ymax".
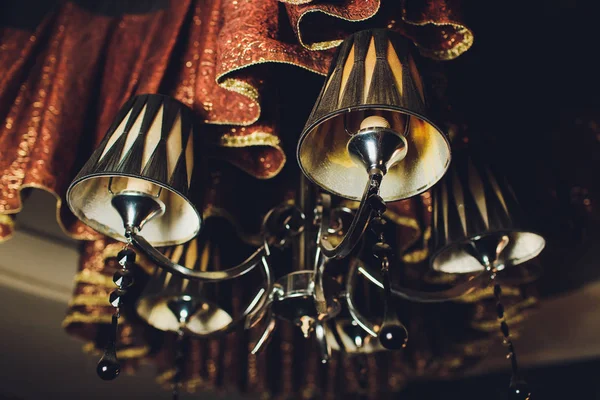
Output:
[
  {"xmin": 297, "ymin": 29, "xmax": 450, "ymax": 201},
  {"xmin": 67, "ymin": 94, "xmax": 200, "ymax": 246},
  {"xmin": 431, "ymin": 154, "xmax": 545, "ymax": 274},
  {"xmin": 136, "ymin": 238, "xmax": 234, "ymax": 336}
]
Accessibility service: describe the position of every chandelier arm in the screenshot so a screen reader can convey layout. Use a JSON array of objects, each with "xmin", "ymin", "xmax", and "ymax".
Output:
[
  {"xmin": 250, "ymin": 311, "xmax": 277, "ymax": 355},
  {"xmin": 345, "ymin": 259, "xmax": 379, "ymax": 338},
  {"xmin": 320, "ymin": 171, "xmax": 382, "ymax": 259},
  {"xmin": 313, "ymin": 194, "xmax": 327, "ymax": 310},
  {"xmin": 129, "ymin": 232, "xmax": 266, "ymax": 282},
  {"xmin": 245, "ymin": 255, "xmax": 274, "ymax": 329},
  {"xmin": 315, "ymin": 321, "xmax": 331, "ymax": 363},
  {"xmin": 357, "ymin": 264, "xmax": 492, "ymax": 303},
  {"xmin": 313, "ymin": 245, "xmax": 329, "ymax": 314}
]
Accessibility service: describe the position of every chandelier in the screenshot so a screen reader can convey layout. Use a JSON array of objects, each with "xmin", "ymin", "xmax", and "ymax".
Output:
[{"xmin": 65, "ymin": 29, "xmax": 542, "ymax": 400}]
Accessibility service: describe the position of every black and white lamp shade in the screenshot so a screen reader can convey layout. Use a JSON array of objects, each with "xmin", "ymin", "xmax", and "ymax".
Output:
[
  {"xmin": 67, "ymin": 94, "xmax": 201, "ymax": 246},
  {"xmin": 431, "ymin": 154, "xmax": 545, "ymax": 274},
  {"xmin": 136, "ymin": 238, "xmax": 234, "ymax": 336},
  {"xmin": 297, "ymin": 29, "xmax": 450, "ymax": 201}
]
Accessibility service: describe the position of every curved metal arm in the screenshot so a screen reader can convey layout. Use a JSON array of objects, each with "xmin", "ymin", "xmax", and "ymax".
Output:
[
  {"xmin": 130, "ymin": 232, "xmax": 266, "ymax": 282},
  {"xmin": 319, "ymin": 172, "xmax": 382, "ymax": 259},
  {"xmin": 346, "ymin": 259, "xmax": 378, "ymax": 338},
  {"xmin": 173, "ymin": 252, "xmax": 273, "ymax": 338},
  {"xmin": 354, "ymin": 236, "xmax": 511, "ymax": 303},
  {"xmin": 315, "ymin": 321, "xmax": 331, "ymax": 363},
  {"xmin": 345, "ymin": 257, "xmax": 493, "ymax": 341},
  {"xmin": 245, "ymin": 255, "xmax": 274, "ymax": 329},
  {"xmin": 250, "ymin": 311, "xmax": 277, "ymax": 355},
  {"xmin": 357, "ymin": 263, "xmax": 492, "ymax": 303}
]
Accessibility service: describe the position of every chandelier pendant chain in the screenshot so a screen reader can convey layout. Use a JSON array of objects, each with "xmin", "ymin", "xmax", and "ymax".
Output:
[
  {"xmin": 493, "ymin": 282, "xmax": 520, "ymax": 375},
  {"xmin": 369, "ymin": 192, "xmax": 409, "ymax": 350},
  {"xmin": 493, "ymin": 278, "xmax": 532, "ymax": 399},
  {"xmin": 96, "ymin": 244, "xmax": 137, "ymax": 381},
  {"xmin": 172, "ymin": 329, "xmax": 185, "ymax": 400}
]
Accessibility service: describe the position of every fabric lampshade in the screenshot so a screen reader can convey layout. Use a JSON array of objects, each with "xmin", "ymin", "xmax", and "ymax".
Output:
[
  {"xmin": 431, "ymin": 153, "xmax": 545, "ymax": 274},
  {"xmin": 67, "ymin": 94, "xmax": 201, "ymax": 246},
  {"xmin": 297, "ymin": 29, "xmax": 450, "ymax": 201}
]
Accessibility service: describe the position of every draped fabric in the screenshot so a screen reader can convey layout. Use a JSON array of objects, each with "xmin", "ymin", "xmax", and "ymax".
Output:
[
  {"xmin": 0, "ymin": 0, "xmax": 489, "ymax": 396},
  {"xmin": 0, "ymin": 0, "xmax": 472, "ymax": 242}
]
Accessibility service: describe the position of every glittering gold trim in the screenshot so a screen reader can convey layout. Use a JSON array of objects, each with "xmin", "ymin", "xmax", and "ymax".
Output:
[
  {"xmin": 213, "ymin": 78, "xmax": 260, "ymax": 127},
  {"xmin": 385, "ymin": 213, "xmax": 420, "ymax": 231},
  {"xmin": 402, "ymin": 14, "xmax": 474, "ymax": 60},
  {"xmin": 157, "ymin": 369, "xmax": 207, "ymax": 389},
  {"xmin": 0, "ymin": 214, "xmax": 15, "ymax": 243},
  {"xmin": 213, "ymin": 57, "xmax": 328, "ymax": 130},
  {"xmin": 82, "ymin": 342, "xmax": 150, "ymax": 359},
  {"xmin": 183, "ymin": 377, "xmax": 205, "ymax": 392},
  {"xmin": 279, "ymin": 0, "xmax": 314, "ymax": 4},
  {"xmin": 219, "ymin": 131, "xmax": 280, "ymax": 148},
  {"xmin": 218, "ymin": 130, "xmax": 286, "ymax": 179},
  {"xmin": 217, "ymin": 58, "xmax": 327, "ymax": 87},
  {"xmin": 455, "ymin": 285, "xmax": 521, "ymax": 303},
  {"xmin": 294, "ymin": 2, "xmax": 381, "ymax": 51},
  {"xmin": 156, "ymin": 369, "xmax": 176, "ymax": 385},
  {"xmin": 423, "ymin": 226, "xmax": 431, "ymax": 241},
  {"xmin": 156, "ymin": 371, "xmax": 206, "ymax": 392},
  {"xmin": 470, "ymin": 298, "xmax": 538, "ymax": 332},
  {"xmin": 402, "ymin": 248, "xmax": 428, "ymax": 263},
  {"xmin": 460, "ymin": 340, "xmax": 491, "ymax": 357},
  {"xmin": 441, "ymin": 356, "xmax": 464, "ymax": 369},
  {"xmin": 74, "ymin": 271, "xmax": 114, "ymax": 287},
  {"xmin": 62, "ymin": 312, "xmax": 117, "ymax": 327},
  {"xmin": 69, "ymin": 294, "xmax": 111, "ymax": 307},
  {"xmin": 220, "ymin": 78, "xmax": 259, "ymax": 102},
  {"xmin": 460, "ymin": 330, "xmax": 524, "ymax": 357},
  {"xmin": 0, "ymin": 183, "xmax": 101, "ymax": 242},
  {"xmin": 384, "ymin": 210, "xmax": 423, "ymax": 254},
  {"xmin": 423, "ymin": 271, "xmax": 458, "ymax": 285},
  {"xmin": 102, "ymin": 242, "xmax": 155, "ymax": 275}
]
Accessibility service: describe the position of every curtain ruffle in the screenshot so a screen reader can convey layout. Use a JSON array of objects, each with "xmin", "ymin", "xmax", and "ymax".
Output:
[{"xmin": 0, "ymin": 0, "xmax": 474, "ymax": 242}]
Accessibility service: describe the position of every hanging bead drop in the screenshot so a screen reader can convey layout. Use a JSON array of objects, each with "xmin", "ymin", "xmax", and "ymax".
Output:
[
  {"xmin": 494, "ymin": 282, "xmax": 532, "ymax": 400},
  {"xmin": 370, "ymin": 194, "xmax": 408, "ymax": 350},
  {"xmin": 97, "ymin": 247, "xmax": 136, "ymax": 380},
  {"xmin": 172, "ymin": 331, "xmax": 185, "ymax": 400}
]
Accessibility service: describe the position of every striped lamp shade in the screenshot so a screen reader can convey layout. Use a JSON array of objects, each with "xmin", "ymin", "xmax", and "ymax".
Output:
[
  {"xmin": 431, "ymin": 154, "xmax": 545, "ymax": 274},
  {"xmin": 298, "ymin": 29, "xmax": 450, "ymax": 201},
  {"xmin": 67, "ymin": 94, "xmax": 201, "ymax": 246}
]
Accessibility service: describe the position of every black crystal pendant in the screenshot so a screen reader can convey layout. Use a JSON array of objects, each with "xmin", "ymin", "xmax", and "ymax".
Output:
[
  {"xmin": 109, "ymin": 289, "xmax": 126, "ymax": 308},
  {"xmin": 113, "ymin": 269, "xmax": 134, "ymax": 289},
  {"xmin": 117, "ymin": 248, "xmax": 136, "ymax": 267},
  {"xmin": 508, "ymin": 380, "xmax": 531, "ymax": 400},
  {"xmin": 372, "ymin": 242, "xmax": 393, "ymax": 258},
  {"xmin": 97, "ymin": 348, "xmax": 121, "ymax": 381},
  {"xmin": 369, "ymin": 216, "xmax": 387, "ymax": 234},
  {"xmin": 368, "ymin": 194, "xmax": 387, "ymax": 213},
  {"xmin": 379, "ymin": 322, "xmax": 408, "ymax": 350}
]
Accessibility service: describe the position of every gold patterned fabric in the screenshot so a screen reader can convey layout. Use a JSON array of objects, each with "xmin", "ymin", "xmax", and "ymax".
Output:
[
  {"xmin": 0, "ymin": 0, "xmax": 509, "ymax": 396},
  {"xmin": 0, "ymin": 0, "xmax": 473, "ymax": 242},
  {"xmin": 283, "ymin": 0, "xmax": 473, "ymax": 59}
]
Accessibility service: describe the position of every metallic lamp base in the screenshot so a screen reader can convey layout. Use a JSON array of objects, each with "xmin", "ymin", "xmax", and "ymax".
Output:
[
  {"xmin": 347, "ymin": 126, "xmax": 408, "ymax": 175},
  {"xmin": 111, "ymin": 191, "xmax": 165, "ymax": 234}
]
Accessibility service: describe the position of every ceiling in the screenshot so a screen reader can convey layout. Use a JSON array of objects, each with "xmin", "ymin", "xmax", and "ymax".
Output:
[{"xmin": 0, "ymin": 189, "xmax": 599, "ymax": 399}]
